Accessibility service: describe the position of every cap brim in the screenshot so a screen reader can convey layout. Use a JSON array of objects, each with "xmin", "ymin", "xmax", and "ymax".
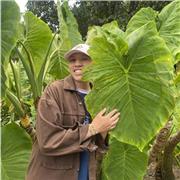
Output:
[{"xmin": 64, "ymin": 50, "xmax": 89, "ymax": 60}]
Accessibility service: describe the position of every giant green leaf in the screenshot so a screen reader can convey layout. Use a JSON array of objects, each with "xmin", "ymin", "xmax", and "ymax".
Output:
[
  {"xmin": 23, "ymin": 12, "xmax": 52, "ymax": 76},
  {"xmin": 1, "ymin": 123, "xmax": 32, "ymax": 180},
  {"xmin": 48, "ymin": 1, "xmax": 82, "ymax": 79},
  {"xmin": 62, "ymin": 2, "xmax": 83, "ymax": 47},
  {"xmin": 85, "ymin": 21, "xmax": 175, "ymax": 149},
  {"xmin": 126, "ymin": 7, "xmax": 158, "ymax": 35},
  {"xmin": 1, "ymin": 0, "xmax": 20, "ymax": 64},
  {"xmin": 102, "ymin": 138, "xmax": 148, "ymax": 180},
  {"xmin": 173, "ymin": 73, "xmax": 180, "ymax": 130},
  {"xmin": 1, "ymin": 0, "xmax": 20, "ymax": 97},
  {"xmin": 126, "ymin": 0, "xmax": 180, "ymax": 63},
  {"xmin": 158, "ymin": 0, "xmax": 180, "ymax": 63},
  {"xmin": 48, "ymin": 35, "xmax": 69, "ymax": 79}
]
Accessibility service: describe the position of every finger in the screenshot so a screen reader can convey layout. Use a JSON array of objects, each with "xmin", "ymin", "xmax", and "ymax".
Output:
[
  {"xmin": 111, "ymin": 118, "xmax": 119, "ymax": 126},
  {"xmin": 98, "ymin": 108, "xmax": 107, "ymax": 116},
  {"xmin": 110, "ymin": 112, "xmax": 120, "ymax": 121},
  {"xmin": 106, "ymin": 109, "xmax": 118, "ymax": 118},
  {"xmin": 110, "ymin": 125, "xmax": 117, "ymax": 130}
]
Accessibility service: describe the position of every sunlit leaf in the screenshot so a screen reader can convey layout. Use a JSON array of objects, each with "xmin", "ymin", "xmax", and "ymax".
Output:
[
  {"xmin": 103, "ymin": 138, "xmax": 148, "ymax": 180},
  {"xmin": 1, "ymin": 123, "xmax": 32, "ymax": 180},
  {"xmin": 85, "ymin": 21, "xmax": 175, "ymax": 149}
]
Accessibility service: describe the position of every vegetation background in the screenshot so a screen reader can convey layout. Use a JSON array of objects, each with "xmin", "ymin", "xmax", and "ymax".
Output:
[{"xmin": 1, "ymin": 0, "xmax": 180, "ymax": 180}]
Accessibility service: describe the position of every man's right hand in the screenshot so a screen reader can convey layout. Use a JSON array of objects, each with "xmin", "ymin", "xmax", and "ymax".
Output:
[{"xmin": 91, "ymin": 108, "xmax": 120, "ymax": 134}]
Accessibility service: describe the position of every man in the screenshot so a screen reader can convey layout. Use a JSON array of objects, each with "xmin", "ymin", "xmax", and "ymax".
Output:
[{"xmin": 26, "ymin": 44, "xmax": 120, "ymax": 180}]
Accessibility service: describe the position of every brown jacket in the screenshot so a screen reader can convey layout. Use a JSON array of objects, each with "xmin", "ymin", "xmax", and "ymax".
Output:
[{"xmin": 26, "ymin": 75, "xmax": 107, "ymax": 180}]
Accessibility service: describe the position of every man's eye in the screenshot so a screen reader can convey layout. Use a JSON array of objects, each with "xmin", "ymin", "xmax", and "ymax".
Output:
[
  {"xmin": 69, "ymin": 59, "xmax": 76, "ymax": 63},
  {"xmin": 82, "ymin": 57, "xmax": 90, "ymax": 61}
]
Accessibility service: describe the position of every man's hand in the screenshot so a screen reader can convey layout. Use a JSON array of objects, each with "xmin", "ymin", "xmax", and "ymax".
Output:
[{"xmin": 91, "ymin": 108, "xmax": 120, "ymax": 134}]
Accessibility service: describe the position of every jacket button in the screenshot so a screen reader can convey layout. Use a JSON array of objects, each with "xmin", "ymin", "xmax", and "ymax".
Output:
[{"xmin": 79, "ymin": 102, "xmax": 82, "ymax": 105}]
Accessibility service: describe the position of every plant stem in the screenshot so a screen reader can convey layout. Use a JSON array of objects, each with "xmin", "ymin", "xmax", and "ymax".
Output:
[
  {"xmin": 15, "ymin": 47, "xmax": 38, "ymax": 102},
  {"xmin": 37, "ymin": 31, "xmax": 59, "ymax": 94},
  {"xmin": 161, "ymin": 131, "xmax": 180, "ymax": 180},
  {"xmin": 148, "ymin": 119, "xmax": 173, "ymax": 164},
  {"xmin": 9, "ymin": 60, "xmax": 21, "ymax": 100}
]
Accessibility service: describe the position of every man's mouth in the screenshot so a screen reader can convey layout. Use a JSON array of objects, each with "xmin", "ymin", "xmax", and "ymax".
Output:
[{"xmin": 74, "ymin": 69, "xmax": 82, "ymax": 73}]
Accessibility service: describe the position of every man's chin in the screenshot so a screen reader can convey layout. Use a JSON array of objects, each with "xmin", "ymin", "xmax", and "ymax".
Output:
[{"xmin": 72, "ymin": 76, "xmax": 83, "ymax": 82}]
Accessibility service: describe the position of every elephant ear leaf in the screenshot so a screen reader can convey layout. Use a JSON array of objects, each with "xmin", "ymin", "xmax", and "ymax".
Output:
[
  {"xmin": 1, "ymin": 123, "xmax": 32, "ymax": 180},
  {"xmin": 23, "ymin": 12, "xmax": 53, "ymax": 76},
  {"xmin": 158, "ymin": 0, "xmax": 180, "ymax": 63},
  {"xmin": 126, "ymin": 7, "xmax": 158, "ymax": 35},
  {"xmin": 1, "ymin": 0, "xmax": 20, "ymax": 64},
  {"xmin": 85, "ymin": 21, "xmax": 175, "ymax": 149},
  {"xmin": 173, "ymin": 73, "xmax": 180, "ymax": 130},
  {"xmin": 48, "ymin": 1, "xmax": 83, "ymax": 79},
  {"xmin": 1, "ymin": 0, "xmax": 20, "ymax": 96},
  {"xmin": 103, "ymin": 138, "xmax": 148, "ymax": 180},
  {"xmin": 126, "ymin": 0, "xmax": 180, "ymax": 63}
]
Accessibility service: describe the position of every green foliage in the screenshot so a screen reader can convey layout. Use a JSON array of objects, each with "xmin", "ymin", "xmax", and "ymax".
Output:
[
  {"xmin": 23, "ymin": 11, "xmax": 53, "ymax": 78},
  {"xmin": 126, "ymin": 0, "xmax": 180, "ymax": 63},
  {"xmin": 85, "ymin": 21, "xmax": 175, "ymax": 149},
  {"xmin": 103, "ymin": 138, "xmax": 148, "ymax": 180},
  {"xmin": 1, "ymin": 0, "xmax": 20, "ymax": 97},
  {"xmin": 158, "ymin": 0, "xmax": 180, "ymax": 63},
  {"xmin": 48, "ymin": 1, "xmax": 83, "ymax": 79},
  {"xmin": 2, "ymin": 1, "xmax": 180, "ymax": 180},
  {"xmin": 1, "ymin": 123, "xmax": 32, "ymax": 180},
  {"xmin": 1, "ymin": 0, "xmax": 20, "ymax": 64},
  {"xmin": 1, "ymin": 1, "xmax": 82, "ymax": 180},
  {"xmin": 72, "ymin": 1, "xmax": 170, "ymax": 38},
  {"xmin": 26, "ymin": 0, "xmax": 58, "ymax": 32},
  {"xmin": 83, "ymin": 1, "xmax": 180, "ymax": 179}
]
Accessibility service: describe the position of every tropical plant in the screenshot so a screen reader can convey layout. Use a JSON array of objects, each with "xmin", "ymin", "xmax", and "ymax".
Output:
[
  {"xmin": 1, "ymin": 0, "xmax": 82, "ymax": 179},
  {"xmin": 72, "ymin": 1, "xmax": 170, "ymax": 39},
  {"xmin": 1, "ymin": 0, "xmax": 179, "ymax": 179},
  {"xmin": 84, "ymin": 0, "xmax": 180, "ymax": 179}
]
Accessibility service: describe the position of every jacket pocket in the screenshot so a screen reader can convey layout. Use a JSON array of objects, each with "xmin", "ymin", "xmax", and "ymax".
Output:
[
  {"xmin": 61, "ymin": 112, "xmax": 85, "ymax": 129},
  {"xmin": 41, "ymin": 154, "xmax": 73, "ymax": 170}
]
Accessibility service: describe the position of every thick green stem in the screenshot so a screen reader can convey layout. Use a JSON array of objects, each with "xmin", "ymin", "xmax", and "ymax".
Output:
[
  {"xmin": 37, "ymin": 31, "xmax": 59, "ymax": 94},
  {"xmin": 6, "ymin": 89, "xmax": 25, "ymax": 117},
  {"xmin": 9, "ymin": 60, "xmax": 21, "ymax": 100},
  {"xmin": 18, "ymin": 41, "xmax": 36, "ymax": 78},
  {"xmin": 15, "ymin": 47, "xmax": 38, "ymax": 102}
]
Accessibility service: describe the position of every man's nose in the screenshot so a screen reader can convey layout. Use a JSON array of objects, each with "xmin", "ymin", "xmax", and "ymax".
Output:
[{"xmin": 74, "ymin": 59, "xmax": 82, "ymax": 66}]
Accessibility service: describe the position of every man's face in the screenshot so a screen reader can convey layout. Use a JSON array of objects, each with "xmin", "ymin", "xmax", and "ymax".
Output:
[{"xmin": 68, "ymin": 52, "xmax": 91, "ymax": 82}]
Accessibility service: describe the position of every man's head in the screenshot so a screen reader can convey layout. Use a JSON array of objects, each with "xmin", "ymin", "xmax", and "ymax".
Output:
[{"xmin": 64, "ymin": 44, "xmax": 92, "ymax": 82}]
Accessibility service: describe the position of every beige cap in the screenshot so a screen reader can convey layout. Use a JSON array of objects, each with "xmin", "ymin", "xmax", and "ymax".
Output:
[{"xmin": 64, "ymin": 44, "xmax": 90, "ymax": 60}]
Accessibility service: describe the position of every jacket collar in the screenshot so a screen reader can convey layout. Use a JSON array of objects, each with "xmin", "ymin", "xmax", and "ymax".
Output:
[
  {"xmin": 63, "ymin": 75, "xmax": 77, "ymax": 91},
  {"xmin": 63, "ymin": 75, "xmax": 93, "ymax": 91}
]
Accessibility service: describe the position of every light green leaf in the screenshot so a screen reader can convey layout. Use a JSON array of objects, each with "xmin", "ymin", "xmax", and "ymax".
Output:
[
  {"xmin": 1, "ymin": 0, "xmax": 20, "ymax": 64},
  {"xmin": 158, "ymin": 0, "xmax": 180, "ymax": 63},
  {"xmin": 1, "ymin": 0, "xmax": 20, "ymax": 97},
  {"xmin": 62, "ymin": 2, "xmax": 83, "ymax": 47},
  {"xmin": 126, "ymin": 1, "xmax": 180, "ymax": 63},
  {"xmin": 23, "ymin": 12, "xmax": 52, "ymax": 76},
  {"xmin": 85, "ymin": 21, "xmax": 175, "ymax": 149},
  {"xmin": 48, "ymin": 41, "xmax": 69, "ymax": 79},
  {"xmin": 1, "ymin": 123, "xmax": 32, "ymax": 180},
  {"xmin": 103, "ymin": 138, "xmax": 148, "ymax": 180},
  {"xmin": 126, "ymin": 7, "xmax": 158, "ymax": 36},
  {"xmin": 173, "ymin": 74, "xmax": 180, "ymax": 130},
  {"xmin": 48, "ymin": 1, "xmax": 82, "ymax": 79},
  {"xmin": 87, "ymin": 21, "xmax": 126, "ymax": 46}
]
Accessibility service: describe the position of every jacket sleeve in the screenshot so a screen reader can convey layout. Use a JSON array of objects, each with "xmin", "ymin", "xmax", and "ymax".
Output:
[{"xmin": 36, "ymin": 85, "xmax": 97, "ymax": 156}]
